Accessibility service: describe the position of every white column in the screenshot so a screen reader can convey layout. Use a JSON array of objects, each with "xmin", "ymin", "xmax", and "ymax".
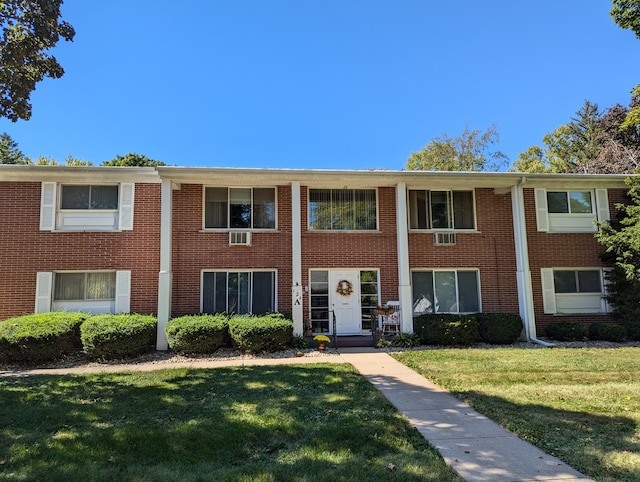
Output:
[
  {"xmin": 511, "ymin": 182, "xmax": 536, "ymax": 340},
  {"xmin": 291, "ymin": 182, "xmax": 304, "ymax": 335},
  {"xmin": 396, "ymin": 183, "xmax": 413, "ymax": 333},
  {"xmin": 156, "ymin": 179, "xmax": 173, "ymax": 350}
]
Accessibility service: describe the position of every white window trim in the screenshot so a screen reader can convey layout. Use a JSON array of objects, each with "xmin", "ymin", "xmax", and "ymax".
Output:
[
  {"xmin": 540, "ymin": 267, "xmax": 609, "ymax": 315},
  {"xmin": 407, "ymin": 189, "xmax": 478, "ymax": 231},
  {"xmin": 200, "ymin": 269, "xmax": 278, "ymax": 313},
  {"xmin": 410, "ymin": 268, "xmax": 482, "ymax": 314},
  {"xmin": 307, "ymin": 187, "xmax": 380, "ymax": 232},
  {"xmin": 534, "ymin": 188, "xmax": 609, "ymax": 233},
  {"xmin": 39, "ymin": 182, "xmax": 135, "ymax": 231},
  {"xmin": 202, "ymin": 186, "xmax": 278, "ymax": 231},
  {"xmin": 35, "ymin": 270, "xmax": 131, "ymax": 314}
]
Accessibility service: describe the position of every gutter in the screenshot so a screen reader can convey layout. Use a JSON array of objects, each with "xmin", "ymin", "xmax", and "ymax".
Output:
[{"xmin": 511, "ymin": 176, "xmax": 555, "ymax": 347}]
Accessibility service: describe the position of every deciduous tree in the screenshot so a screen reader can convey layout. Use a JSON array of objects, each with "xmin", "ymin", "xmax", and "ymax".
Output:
[
  {"xmin": 101, "ymin": 153, "xmax": 166, "ymax": 167},
  {"xmin": 0, "ymin": 0, "xmax": 75, "ymax": 121},
  {"xmin": 406, "ymin": 124, "xmax": 508, "ymax": 172}
]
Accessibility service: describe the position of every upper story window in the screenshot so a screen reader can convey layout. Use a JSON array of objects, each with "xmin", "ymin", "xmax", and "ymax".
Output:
[
  {"xmin": 535, "ymin": 188, "xmax": 609, "ymax": 233},
  {"xmin": 61, "ymin": 185, "xmax": 119, "ymax": 210},
  {"xmin": 204, "ymin": 187, "xmax": 276, "ymax": 229},
  {"xmin": 408, "ymin": 190, "xmax": 475, "ymax": 230},
  {"xmin": 308, "ymin": 189, "xmax": 377, "ymax": 231},
  {"xmin": 40, "ymin": 182, "xmax": 134, "ymax": 231}
]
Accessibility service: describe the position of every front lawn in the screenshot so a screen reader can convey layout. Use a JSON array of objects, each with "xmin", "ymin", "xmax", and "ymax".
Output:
[
  {"xmin": 393, "ymin": 347, "xmax": 640, "ymax": 482},
  {"xmin": 0, "ymin": 364, "xmax": 461, "ymax": 482}
]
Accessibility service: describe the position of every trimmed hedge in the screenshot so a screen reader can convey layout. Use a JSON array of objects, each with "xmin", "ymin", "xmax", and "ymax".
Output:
[
  {"xmin": 228, "ymin": 313, "xmax": 293, "ymax": 353},
  {"xmin": 166, "ymin": 314, "xmax": 228, "ymax": 354},
  {"xmin": 545, "ymin": 322, "xmax": 587, "ymax": 341},
  {"xmin": 0, "ymin": 312, "xmax": 86, "ymax": 364},
  {"xmin": 81, "ymin": 314, "xmax": 157, "ymax": 360},
  {"xmin": 414, "ymin": 314, "xmax": 478, "ymax": 346},
  {"xmin": 476, "ymin": 313, "xmax": 523, "ymax": 344},
  {"xmin": 588, "ymin": 322, "xmax": 626, "ymax": 342},
  {"xmin": 628, "ymin": 321, "xmax": 640, "ymax": 341}
]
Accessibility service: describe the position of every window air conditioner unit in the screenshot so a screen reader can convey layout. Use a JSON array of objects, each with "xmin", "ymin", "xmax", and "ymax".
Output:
[
  {"xmin": 434, "ymin": 232, "xmax": 456, "ymax": 245},
  {"xmin": 229, "ymin": 231, "xmax": 251, "ymax": 246}
]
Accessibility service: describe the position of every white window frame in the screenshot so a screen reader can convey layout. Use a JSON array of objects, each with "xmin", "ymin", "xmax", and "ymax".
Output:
[
  {"xmin": 408, "ymin": 189, "xmax": 477, "ymax": 231},
  {"xmin": 202, "ymin": 187, "xmax": 277, "ymax": 231},
  {"xmin": 35, "ymin": 270, "xmax": 131, "ymax": 314},
  {"xmin": 307, "ymin": 188, "xmax": 379, "ymax": 231},
  {"xmin": 39, "ymin": 182, "xmax": 134, "ymax": 231},
  {"xmin": 410, "ymin": 269, "xmax": 482, "ymax": 315},
  {"xmin": 534, "ymin": 188, "xmax": 609, "ymax": 233},
  {"xmin": 540, "ymin": 267, "xmax": 610, "ymax": 314},
  {"xmin": 201, "ymin": 269, "xmax": 278, "ymax": 314}
]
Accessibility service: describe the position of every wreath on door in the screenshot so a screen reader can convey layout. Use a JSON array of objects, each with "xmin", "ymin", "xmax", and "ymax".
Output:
[{"xmin": 336, "ymin": 279, "xmax": 353, "ymax": 297}]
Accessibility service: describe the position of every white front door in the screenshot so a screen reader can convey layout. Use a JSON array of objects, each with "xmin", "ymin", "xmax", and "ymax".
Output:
[{"xmin": 330, "ymin": 270, "xmax": 361, "ymax": 335}]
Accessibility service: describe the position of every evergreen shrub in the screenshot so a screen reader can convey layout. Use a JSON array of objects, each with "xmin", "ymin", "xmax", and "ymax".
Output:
[
  {"xmin": 81, "ymin": 314, "xmax": 157, "ymax": 360},
  {"xmin": 228, "ymin": 313, "xmax": 293, "ymax": 353},
  {"xmin": 166, "ymin": 314, "xmax": 228, "ymax": 354},
  {"xmin": 0, "ymin": 312, "xmax": 86, "ymax": 363}
]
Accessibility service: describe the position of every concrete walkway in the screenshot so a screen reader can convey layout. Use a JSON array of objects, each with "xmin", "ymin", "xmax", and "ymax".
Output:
[{"xmin": 1, "ymin": 348, "xmax": 593, "ymax": 481}]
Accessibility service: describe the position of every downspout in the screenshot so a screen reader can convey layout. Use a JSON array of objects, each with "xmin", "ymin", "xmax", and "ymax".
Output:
[{"xmin": 511, "ymin": 177, "xmax": 554, "ymax": 347}]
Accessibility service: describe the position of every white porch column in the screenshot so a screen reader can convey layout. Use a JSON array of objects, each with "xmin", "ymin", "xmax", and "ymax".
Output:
[
  {"xmin": 291, "ymin": 182, "xmax": 304, "ymax": 335},
  {"xmin": 396, "ymin": 182, "xmax": 413, "ymax": 333},
  {"xmin": 511, "ymin": 181, "xmax": 537, "ymax": 340},
  {"xmin": 156, "ymin": 179, "xmax": 173, "ymax": 350}
]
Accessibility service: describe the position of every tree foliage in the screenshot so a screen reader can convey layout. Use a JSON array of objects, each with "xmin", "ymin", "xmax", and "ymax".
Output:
[
  {"xmin": 0, "ymin": 131, "xmax": 28, "ymax": 163},
  {"xmin": 611, "ymin": 1, "xmax": 640, "ymax": 132},
  {"xmin": 596, "ymin": 176, "xmax": 640, "ymax": 322},
  {"xmin": 512, "ymin": 99, "xmax": 640, "ymax": 174},
  {"xmin": 101, "ymin": 153, "xmax": 166, "ymax": 167},
  {"xmin": 0, "ymin": 0, "xmax": 75, "ymax": 121},
  {"xmin": 406, "ymin": 124, "xmax": 508, "ymax": 172}
]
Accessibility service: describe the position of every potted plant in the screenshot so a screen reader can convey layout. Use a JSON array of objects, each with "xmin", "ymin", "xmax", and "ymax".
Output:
[{"xmin": 313, "ymin": 334, "xmax": 331, "ymax": 350}]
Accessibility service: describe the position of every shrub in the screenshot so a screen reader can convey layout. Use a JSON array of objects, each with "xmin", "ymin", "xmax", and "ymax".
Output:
[
  {"xmin": 390, "ymin": 332, "xmax": 421, "ymax": 348},
  {"xmin": 588, "ymin": 322, "xmax": 626, "ymax": 342},
  {"xmin": 414, "ymin": 314, "xmax": 478, "ymax": 346},
  {"xmin": 228, "ymin": 313, "xmax": 293, "ymax": 353},
  {"xmin": 476, "ymin": 313, "xmax": 523, "ymax": 344},
  {"xmin": 627, "ymin": 321, "xmax": 640, "ymax": 341},
  {"xmin": 81, "ymin": 314, "xmax": 157, "ymax": 360},
  {"xmin": 166, "ymin": 314, "xmax": 228, "ymax": 354},
  {"xmin": 545, "ymin": 322, "xmax": 587, "ymax": 341},
  {"xmin": 0, "ymin": 312, "xmax": 86, "ymax": 364}
]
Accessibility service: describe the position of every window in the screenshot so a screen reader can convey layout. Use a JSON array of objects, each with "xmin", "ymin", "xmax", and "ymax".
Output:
[
  {"xmin": 308, "ymin": 189, "xmax": 377, "ymax": 230},
  {"xmin": 408, "ymin": 190, "xmax": 475, "ymax": 230},
  {"xmin": 547, "ymin": 191, "xmax": 593, "ymax": 214},
  {"xmin": 54, "ymin": 272, "xmax": 116, "ymax": 300},
  {"xmin": 61, "ymin": 185, "xmax": 119, "ymax": 210},
  {"xmin": 40, "ymin": 182, "xmax": 134, "ymax": 231},
  {"xmin": 541, "ymin": 268, "xmax": 608, "ymax": 314},
  {"xmin": 204, "ymin": 187, "xmax": 276, "ymax": 229},
  {"xmin": 411, "ymin": 270, "xmax": 480, "ymax": 315},
  {"xmin": 535, "ymin": 188, "xmax": 609, "ymax": 233},
  {"xmin": 202, "ymin": 271, "xmax": 276, "ymax": 314},
  {"xmin": 35, "ymin": 270, "xmax": 130, "ymax": 315}
]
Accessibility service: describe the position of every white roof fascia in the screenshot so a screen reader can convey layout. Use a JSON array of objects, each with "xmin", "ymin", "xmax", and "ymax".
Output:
[{"xmin": 0, "ymin": 165, "xmax": 161, "ymax": 183}]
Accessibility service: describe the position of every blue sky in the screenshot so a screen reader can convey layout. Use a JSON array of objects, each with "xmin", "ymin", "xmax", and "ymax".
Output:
[{"xmin": 2, "ymin": 0, "xmax": 638, "ymax": 170}]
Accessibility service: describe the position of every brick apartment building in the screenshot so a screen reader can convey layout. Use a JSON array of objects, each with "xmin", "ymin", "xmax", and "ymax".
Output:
[{"xmin": 0, "ymin": 165, "xmax": 630, "ymax": 349}]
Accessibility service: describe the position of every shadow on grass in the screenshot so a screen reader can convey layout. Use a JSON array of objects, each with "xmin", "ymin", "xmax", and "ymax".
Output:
[
  {"xmin": 456, "ymin": 390, "xmax": 639, "ymax": 482},
  {"xmin": 0, "ymin": 365, "xmax": 461, "ymax": 482}
]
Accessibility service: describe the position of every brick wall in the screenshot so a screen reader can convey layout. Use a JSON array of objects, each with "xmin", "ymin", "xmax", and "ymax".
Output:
[
  {"xmin": 0, "ymin": 182, "xmax": 161, "ymax": 320},
  {"xmin": 171, "ymin": 184, "xmax": 293, "ymax": 316},
  {"xmin": 408, "ymin": 188, "xmax": 519, "ymax": 313},
  {"xmin": 525, "ymin": 187, "xmax": 626, "ymax": 333}
]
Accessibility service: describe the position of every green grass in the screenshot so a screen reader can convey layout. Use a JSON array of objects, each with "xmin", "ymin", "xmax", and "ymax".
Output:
[
  {"xmin": 393, "ymin": 347, "xmax": 640, "ymax": 482},
  {"xmin": 0, "ymin": 364, "xmax": 461, "ymax": 482}
]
